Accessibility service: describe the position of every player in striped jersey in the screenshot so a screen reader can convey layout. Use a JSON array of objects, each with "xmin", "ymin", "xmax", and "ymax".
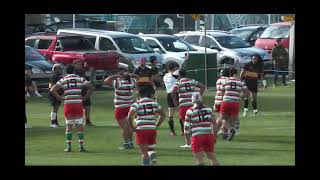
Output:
[
  {"xmin": 172, "ymin": 69, "xmax": 205, "ymax": 148},
  {"xmin": 214, "ymin": 68, "xmax": 229, "ymax": 137},
  {"xmin": 104, "ymin": 72, "xmax": 139, "ymax": 150},
  {"xmin": 50, "ymin": 65, "xmax": 93, "ymax": 152},
  {"xmin": 128, "ymin": 85, "xmax": 165, "ymax": 166},
  {"xmin": 214, "ymin": 68, "xmax": 229, "ymax": 113},
  {"xmin": 184, "ymin": 92, "xmax": 220, "ymax": 166},
  {"xmin": 220, "ymin": 68, "xmax": 249, "ymax": 141}
]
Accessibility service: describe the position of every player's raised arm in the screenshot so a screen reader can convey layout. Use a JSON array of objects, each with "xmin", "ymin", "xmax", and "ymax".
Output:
[{"xmin": 104, "ymin": 74, "xmax": 123, "ymax": 87}]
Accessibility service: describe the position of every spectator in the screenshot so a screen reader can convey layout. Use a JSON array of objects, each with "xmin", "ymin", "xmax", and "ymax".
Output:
[
  {"xmin": 25, "ymin": 69, "xmax": 42, "ymax": 97},
  {"xmin": 25, "ymin": 92, "xmax": 31, "ymax": 129},
  {"xmin": 272, "ymin": 38, "xmax": 289, "ymax": 86}
]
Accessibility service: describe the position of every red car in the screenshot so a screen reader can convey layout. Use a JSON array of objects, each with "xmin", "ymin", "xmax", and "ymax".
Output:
[
  {"xmin": 25, "ymin": 33, "xmax": 119, "ymax": 69},
  {"xmin": 25, "ymin": 33, "xmax": 124, "ymax": 86},
  {"xmin": 254, "ymin": 22, "xmax": 292, "ymax": 54}
]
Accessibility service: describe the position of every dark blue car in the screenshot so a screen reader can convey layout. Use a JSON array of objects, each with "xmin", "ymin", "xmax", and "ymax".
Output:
[{"xmin": 25, "ymin": 45, "xmax": 53, "ymax": 91}]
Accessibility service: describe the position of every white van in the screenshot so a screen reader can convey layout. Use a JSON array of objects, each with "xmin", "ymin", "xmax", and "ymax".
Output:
[{"xmin": 57, "ymin": 28, "xmax": 164, "ymax": 73}]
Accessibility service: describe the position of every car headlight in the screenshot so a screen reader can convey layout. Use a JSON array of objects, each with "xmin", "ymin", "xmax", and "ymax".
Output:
[{"xmin": 31, "ymin": 67, "xmax": 44, "ymax": 74}]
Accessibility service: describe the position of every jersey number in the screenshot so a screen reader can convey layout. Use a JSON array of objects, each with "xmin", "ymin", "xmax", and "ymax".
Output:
[
  {"xmin": 197, "ymin": 110, "xmax": 209, "ymax": 122},
  {"xmin": 67, "ymin": 79, "xmax": 77, "ymax": 88},
  {"xmin": 230, "ymin": 82, "xmax": 237, "ymax": 90},
  {"xmin": 184, "ymin": 83, "xmax": 191, "ymax": 91},
  {"xmin": 143, "ymin": 104, "xmax": 154, "ymax": 115}
]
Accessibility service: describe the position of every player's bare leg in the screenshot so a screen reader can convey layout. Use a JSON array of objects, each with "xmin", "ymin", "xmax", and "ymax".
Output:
[
  {"xmin": 126, "ymin": 118, "xmax": 134, "ymax": 149},
  {"xmin": 194, "ymin": 152, "xmax": 205, "ymax": 166},
  {"xmin": 26, "ymin": 86, "xmax": 34, "ymax": 97},
  {"xmin": 50, "ymin": 105, "xmax": 60, "ymax": 128},
  {"xmin": 226, "ymin": 116, "xmax": 237, "ymax": 141},
  {"xmin": 117, "ymin": 118, "xmax": 131, "ymax": 149},
  {"xmin": 252, "ymin": 92, "xmax": 258, "ymax": 115},
  {"xmin": 235, "ymin": 116, "xmax": 240, "ymax": 135},
  {"xmin": 65, "ymin": 119, "xmax": 74, "ymax": 152},
  {"xmin": 25, "ymin": 86, "xmax": 30, "ymax": 97},
  {"xmin": 180, "ymin": 131, "xmax": 191, "ymax": 148},
  {"xmin": 32, "ymin": 81, "xmax": 42, "ymax": 97},
  {"xmin": 220, "ymin": 114, "xmax": 230, "ymax": 140},
  {"xmin": 75, "ymin": 118, "xmax": 85, "ymax": 152},
  {"xmin": 147, "ymin": 145, "xmax": 157, "ymax": 165},
  {"xmin": 168, "ymin": 107, "xmax": 176, "ymax": 136},
  {"xmin": 206, "ymin": 152, "xmax": 219, "ymax": 166},
  {"xmin": 243, "ymin": 93, "xmax": 251, "ymax": 116},
  {"xmin": 179, "ymin": 118, "xmax": 185, "ymax": 136},
  {"xmin": 84, "ymin": 105, "xmax": 93, "ymax": 126},
  {"xmin": 139, "ymin": 144, "xmax": 150, "ymax": 166}
]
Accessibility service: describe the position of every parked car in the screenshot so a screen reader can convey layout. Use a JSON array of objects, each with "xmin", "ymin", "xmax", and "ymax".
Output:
[
  {"xmin": 175, "ymin": 31, "xmax": 272, "ymax": 70},
  {"xmin": 56, "ymin": 28, "xmax": 164, "ymax": 74},
  {"xmin": 255, "ymin": 22, "xmax": 292, "ymax": 54},
  {"xmin": 25, "ymin": 33, "xmax": 124, "ymax": 86},
  {"xmin": 25, "ymin": 45, "xmax": 53, "ymax": 91},
  {"xmin": 139, "ymin": 34, "xmax": 207, "ymax": 69},
  {"xmin": 229, "ymin": 25, "xmax": 267, "ymax": 45}
]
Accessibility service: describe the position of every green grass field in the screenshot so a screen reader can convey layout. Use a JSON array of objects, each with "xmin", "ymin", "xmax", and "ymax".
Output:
[{"xmin": 25, "ymin": 84, "xmax": 295, "ymax": 166}]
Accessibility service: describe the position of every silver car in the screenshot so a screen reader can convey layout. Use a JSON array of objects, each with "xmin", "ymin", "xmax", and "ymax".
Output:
[
  {"xmin": 175, "ymin": 31, "xmax": 271, "ymax": 69},
  {"xmin": 139, "ymin": 34, "xmax": 216, "ymax": 70}
]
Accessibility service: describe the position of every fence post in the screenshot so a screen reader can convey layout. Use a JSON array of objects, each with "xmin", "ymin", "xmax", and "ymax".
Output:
[{"xmin": 288, "ymin": 21, "xmax": 295, "ymax": 80}]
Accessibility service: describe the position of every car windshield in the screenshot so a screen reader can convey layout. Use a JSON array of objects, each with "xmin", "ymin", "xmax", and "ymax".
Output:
[
  {"xmin": 260, "ymin": 25, "xmax": 290, "ymax": 39},
  {"xmin": 157, "ymin": 37, "xmax": 197, "ymax": 52},
  {"xmin": 229, "ymin": 29, "xmax": 254, "ymax": 41},
  {"xmin": 114, "ymin": 37, "xmax": 154, "ymax": 54},
  {"xmin": 25, "ymin": 46, "xmax": 46, "ymax": 61},
  {"xmin": 214, "ymin": 35, "xmax": 251, "ymax": 49},
  {"xmin": 60, "ymin": 36, "xmax": 95, "ymax": 51}
]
